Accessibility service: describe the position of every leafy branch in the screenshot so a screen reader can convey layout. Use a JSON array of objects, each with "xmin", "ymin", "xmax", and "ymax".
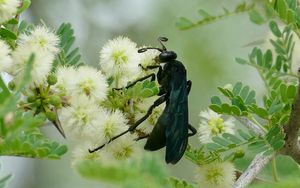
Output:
[{"xmin": 176, "ymin": 2, "xmax": 256, "ymax": 30}]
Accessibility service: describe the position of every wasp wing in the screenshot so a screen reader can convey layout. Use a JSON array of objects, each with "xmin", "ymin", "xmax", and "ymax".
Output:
[
  {"xmin": 165, "ymin": 71, "xmax": 189, "ymax": 164},
  {"xmin": 144, "ymin": 111, "xmax": 169, "ymax": 151}
]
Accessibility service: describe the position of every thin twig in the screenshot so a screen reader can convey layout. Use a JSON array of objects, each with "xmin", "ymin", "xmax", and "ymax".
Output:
[
  {"xmin": 236, "ymin": 116, "xmax": 265, "ymax": 136},
  {"xmin": 233, "ymin": 152, "xmax": 274, "ymax": 188},
  {"xmin": 280, "ymin": 68, "xmax": 300, "ymax": 163}
]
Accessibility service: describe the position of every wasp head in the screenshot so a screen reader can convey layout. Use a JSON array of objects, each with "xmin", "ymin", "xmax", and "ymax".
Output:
[{"xmin": 138, "ymin": 37, "xmax": 177, "ymax": 62}]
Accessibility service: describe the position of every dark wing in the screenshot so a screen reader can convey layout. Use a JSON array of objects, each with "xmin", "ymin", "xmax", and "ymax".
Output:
[
  {"xmin": 165, "ymin": 71, "xmax": 189, "ymax": 164},
  {"xmin": 144, "ymin": 111, "xmax": 169, "ymax": 151}
]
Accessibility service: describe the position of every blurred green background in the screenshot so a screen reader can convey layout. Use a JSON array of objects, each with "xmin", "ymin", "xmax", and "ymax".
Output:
[{"xmin": 1, "ymin": 0, "xmax": 270, "ymax": 187}]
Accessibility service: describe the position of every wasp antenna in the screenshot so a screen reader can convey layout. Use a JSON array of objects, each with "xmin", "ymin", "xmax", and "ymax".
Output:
[
  {"xmin": 138, "ymin": 47, "xmax": 163, "ymax": 53},
  {"xmin": 158, "ymin": 37, "xmax": 168, "ymax": 50}
]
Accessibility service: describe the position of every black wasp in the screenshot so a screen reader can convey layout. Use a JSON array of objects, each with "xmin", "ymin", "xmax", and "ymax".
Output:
[{"xmin": 89, "ymin": 37, "xmax": 197, "ymax": 164}]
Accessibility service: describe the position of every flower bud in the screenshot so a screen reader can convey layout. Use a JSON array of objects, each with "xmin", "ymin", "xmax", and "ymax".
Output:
[
  {"xmin": 47, "ymin": 73, "xmax": 57, "ymax": 85},
  {"xmin": 46, "ymin": 110, "xmax": 56, "ymax": 121},
  {"xmin": 36, "ymin": 112, "xmax": 47, "ymax": 121},
  {"xmin": 8, "ymin": 81, "xmax": 15, "ymax": 90},
  {"xmin": 27, "ymin": 95, "xmax": 37, "ymax": 103},
  {"xmin": 49, "ymin": 95, "xmax": 61, "ymax": 107},
  {"xmin": 234, "ymin": 150, "xmax": 245, "ymax": 159},
  {"xmin": 33, "ymin": 99, "xmax": 42, "ymax": 107}
]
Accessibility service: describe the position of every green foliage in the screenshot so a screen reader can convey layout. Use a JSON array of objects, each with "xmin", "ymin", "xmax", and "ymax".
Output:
[
  {"xmin": 17, "ymin": 0, "xmax": 31, "ymax": 14},
  {"xmin": 53, "ymin": 23, "xmax": 84, "ymax": 70},
  {"xmin": 169, "ymin": 177, "xmax": 195, "ymax": 188},
  {"xmin": 125, "ymin": 80, "xmax": 159, "ymax": 98},
  {"xmin": 234, "ymin": 22, "xmax": 297, "ymax": 125},
  {"xmin": 0, "ymin": 113, "xmax": 67, "ymax": 158},
  {"xmin": 270, "ymin": 0, "xmax": 300, "ymax": 26},
  {"xmin": 236, "ymin": 21, "xmax": 295, "ymax": 79},
  {"xmin": 176, "ymin": 2, "xmax": 263, "ymax": 30},
  {"xmin": 184, "ymin": 145, "xmax": 219, "ymax": 165},
  {"xmin": 210, "ymin": 82, "xmax": 256, "ymax": 116},
  {"xmin": 206, "ymin": 125, "xmax": 284, "ymax": 158},
  {"xmin": 75, "ymin": 155, "xmax": 170, "ymax": 188},
  {"xmin": 0, "ymin": 55, "xmax": 67, "ymax": 159}
]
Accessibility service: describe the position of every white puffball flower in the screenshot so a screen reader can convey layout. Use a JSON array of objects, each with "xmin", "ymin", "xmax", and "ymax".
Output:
[
  {"xmin": 96, "ymin": 109, "xmax": 128, "ymax": 142},
  {"xmin": 0, "ymin": 0, "xmax": 19, "ymax": 24},
  {"xmin": 136, "ymin": 97, "xmax": 165, "ymax": 134},
  {"xmin": 11, "ymin": 45, "xmax": 54, "ymax": 85},
  {"xmin": 198, "ymin": 109, "xmax": 234, "ymax": 144},
  {"xmin": 196, "ymin": 161, "xmax": 235, "ymax": 188},
  {"xmin": 71, "ymin": 142, "xmax": 102, "ymax": 164},
  {"xmin": 74, "ymin": 66, "xmax": 108, "ymax": 102},
  {"xmin": 11, "ymin": 25, "xmax": 60, "ymax": 85},
  {"xmin": 0, "ymin": 40, "xmax": 12, "ymax": 73},
  {"xmin": 99, "ymin": 36, "xmax": 140, "ymax": 87},
  {"xmin": 106, "ymin": 134, "xmax": 137, "ymax": 161},
  {"xmin": 18, "ymin": 25, "xmax": 60, "ymax": 55},
  {"xmin": 59, "ymin": 95, "xmax": 100, "ymax": 139},
  {"xmin": 54, "ymin": 66, "xmax": 77, "ymax": 96},
  {"xmin": 138, "ymin": 47, "xmax": 160, "ymax": 76}
]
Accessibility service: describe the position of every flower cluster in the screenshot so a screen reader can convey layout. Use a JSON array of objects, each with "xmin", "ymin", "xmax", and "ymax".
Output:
[
  {"xmin": 198, "ymin": 109, "xmax": 235, "ymax": 144},
  {"xmin": 195, "ymin": 161, "xmax": 235, "ymax": 188},
  {"xmin": 57, "ymin": 36, "xmax": 162, "ymax": 163},
  {"xmin": 1, "ymin": 25, "xmax": 60, "ymax": 85},
  {"xmin": 0, "ymin": 0, "xmax": 19, "ymax": 24}
]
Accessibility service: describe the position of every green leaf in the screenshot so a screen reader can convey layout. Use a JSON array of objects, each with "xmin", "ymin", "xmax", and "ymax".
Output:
[
  {"xmin": 287, "ymin": 9, "xmax": 296, "ymax": 23},
  {"xmin": 232, "ymin": 82, "xmax": 243, "ymax": 95},
  {"xmin": 217, "ymin": 87, "xmax": 233, "ymax": 98},
  {"xmin": 269, "ymin": 21, "xmax": 282, "ymax": 37},
  {"xmin": 272, "ymin": 140, "xmax": 285, "ymax": 150},
  {"xmin": 256, "ymin": 48, "xmax": 263, "ymax": 66},
  {"xmin": 212, "ymin": 136, "xmax": 231, "ymax": 147},
  {"xmin": 0, "ymin": 77, "xmax": 11, "ymax": 104},
  {"xmin": 0, "ymin": 28, "xmax": 17, "ymax": 40},
  {"xmin": 263, "ymin": 49, "xmax": 273, "ymax": 68},
  {"xmin": 275, "ymin": 56, "xmax": 283, "ymax": 71},
  {"xmin": 231, "ymin": 105, "xmax": 241, "ymax": 116},
  {"xmin": 240, "ymin": 86, "xmax": 250, "ymax": 100},
  {"xmin": 53, "ymin": 23, "xmax": 83, "ymax": 70},
  {"xmin": 222, "ymin": 133, "xmax": 242, "ymax": 144},
  {"xmin": 248, "ymin": 9, "xmax": 265, "ymax": 24},
  {"xmin": 209, "ymin": 104, "xmax": 222, "ymax": 113},
  {"xmin": 206, "ymin": 143, "xmax": 223, "ymax": 151},
  {"xmin": 280, "ymin": 84, "xmax": 288, "ymax": 102},
  {"xmin": 286, "ymin": 85, "xmax": 296, "ymax": 99},
  {"xmin": 253, "ymin": 107, "xmax": 269, "ymax": 119},
  {"xmin": 17, "ymin": 0, "xmax": 31, "ymax": 14},
  {"xmin": 237, "ymin": 129, "xmax": 251, "ymax": 140},
  {"xmin": 6, "ymin": 19, "xmax": 18, "ymax": 25},
  {"xmin": 169, "ymin": 177, "xmax": 195, "ymax": 188},
  {"xmin": 245, "ymin": 90, "xmax": 256, "ymax": 104},
  {"xmin": 268, "ymin": 103, "xmax": 284, "ymax": 114},
  {"xmin": 277, "ymin": 0, "xmax": 287, "ymax": 19},
  {"xmin": 211, "ymin": 96, "xmax": 222, "ymax": 105},
  {"xmin": 221, "ymin": 103, "xmax": 231, "ymax": 114},
  {"xmin": 175, "ymin": 17, "xmax": 194, "ymax": 30},
  {"xmin": 198, "ymin": 9, "xmax": 211, "ymax": 18},
  {"xmin": 235, "ymin": 58, "xmax": 248, "ymax": 65}
]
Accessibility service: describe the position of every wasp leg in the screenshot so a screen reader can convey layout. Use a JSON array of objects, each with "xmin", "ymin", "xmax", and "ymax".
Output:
[
  {"xmin": 139, "ymin": 64, "xmax": 161, "ymax": 71},
  {"xmin": 135, "ymin": 134, "xmax": 150, "ymax": 141},
  {"xmin": 187, "ymin": 80, "xmax": 192, "ymax": 94},
  {"xmin": 89, "ymin": 94, "xmax": 167, "ymax": 153},
  {"xmin": 188, "ymin": 124, "xmax": 197, "ymax": 137},
  {"xmin": 113, "ymin": 73, "xmax": 156, "ymax": 90}
]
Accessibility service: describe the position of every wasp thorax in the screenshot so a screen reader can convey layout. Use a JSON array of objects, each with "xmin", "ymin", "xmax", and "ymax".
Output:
[{"xmin": 159, "ymin": 51, "xmax": 177, "ymax": 62}]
